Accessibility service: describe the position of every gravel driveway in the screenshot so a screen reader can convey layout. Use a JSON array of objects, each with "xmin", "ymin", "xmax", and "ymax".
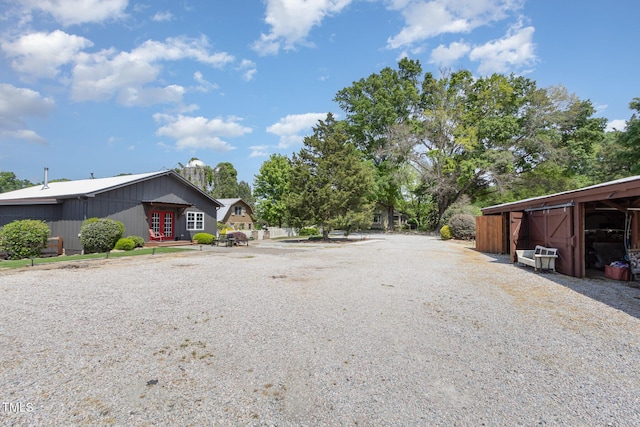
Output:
[{"xmin": 1, "ymin": 234, "xmax": 640, "ymax": 426}]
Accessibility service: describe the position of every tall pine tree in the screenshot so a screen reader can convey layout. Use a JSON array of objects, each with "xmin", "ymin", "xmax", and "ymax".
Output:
[{"xmin": 286, "ymin": 114, "xmax": 375, "ymax": 238}]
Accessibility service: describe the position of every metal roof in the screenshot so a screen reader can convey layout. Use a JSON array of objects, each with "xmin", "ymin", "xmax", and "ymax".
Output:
[
  {"xmin": 482, "ymin": 175, "xmax": 640, "ymax": 214},
  {"xmin": 217, "ymin": 198, "xmax": 254, "ymax": 220},
  {"xmin": 0, "ymin": 170, "xmax": 222, "ymax": 207}
]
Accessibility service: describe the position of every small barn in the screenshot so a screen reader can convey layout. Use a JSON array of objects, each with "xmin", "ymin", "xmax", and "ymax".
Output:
[
  {"xmin": 477, "ymin": 176, "xmax": 640, "ymax": 278},
  {"xmin": 217, "ymin": 198, "xmax": 255, "ymax": 231},
  {"xmin": 0, "ymin": 170, "xmax": 223, "ymax": 254}
]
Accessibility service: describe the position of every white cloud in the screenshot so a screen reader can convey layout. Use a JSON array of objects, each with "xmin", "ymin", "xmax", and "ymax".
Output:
[
  {"xmin": 193, "ymin": 71, "xmax": 219, "ymax": 93},
  {"xmin": 21, "ymin": 0, "xmax": 128, "ymax": 26},
  {"xmin": 117, "ymin": 85, "xmax": 185, "ymax": 106},
  {"xmin": 606, "ymin": 119, "xmax": 626, "ymax": 132},
  {"xmin": 386, "ymin": 0, "xmax": 524, "ymax": 49},
  {"xmin": 243, "ymin": 69, "xmax": 258, "ymax": 81},
  {"xmin": 252, "ymin": 0, "xmax": 352, "ymax": 55},
  {"xmin": 238, "ymin": 59, "xmax": 257, "ymax": 81},
  {"xmin": 266, "ymin": 112, "xmax": 327, "ymax": 148},
  {"xmin": 249, "ymin": 145, "xmax": 270, "ymax": 158},
  {"xmin": 153, "ymin": 113, "xmax": 252, "ymax": 151},
  {"xmin": 152, "ymin": 11, "xmax": 173, "ymax": 22},
  {"xmin": 1, "ymin": 30, "xmax": 93, "ymax": 79},
  {"xmin": 70, "ymin": 36, "xmax": 234, "ymax": 104},
  {"xmin": 0, "ymin": 84, "xmax": 54, "ymax": 143},
  {"xmin": 430, "ymin": 40, "xmax": 471, "ymax": 67},
  {"xmin": 469, "ymin": 23, "xmax": 536, "ymax": 74},
  {"xmin": 0, "ymin": 129, "xmax": 47, "ymax": 144}
]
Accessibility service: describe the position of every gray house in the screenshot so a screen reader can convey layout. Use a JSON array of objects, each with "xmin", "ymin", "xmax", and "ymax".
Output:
[{"xmin": 0, "ymin": 170, "xmax": 222, "ymax": 254}]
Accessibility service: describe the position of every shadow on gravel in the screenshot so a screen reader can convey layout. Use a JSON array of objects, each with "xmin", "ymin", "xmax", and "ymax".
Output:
[{"xmin": 472, "ymin": 249, "xmax": 640, "ymax": 321}]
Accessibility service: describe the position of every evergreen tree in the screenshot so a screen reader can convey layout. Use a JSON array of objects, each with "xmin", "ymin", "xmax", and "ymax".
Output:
[{"xmin": 286, "ymin": 114, "xmax": 375, "ymax": 238}]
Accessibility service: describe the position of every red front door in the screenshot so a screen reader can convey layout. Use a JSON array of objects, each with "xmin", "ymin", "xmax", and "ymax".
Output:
[{"xmin": 150, "ymin": 211, "xmax": 174, "ymax": 240}]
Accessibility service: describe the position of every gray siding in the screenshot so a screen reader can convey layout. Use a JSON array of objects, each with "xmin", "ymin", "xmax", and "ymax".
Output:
[
  {"xmin": 90, "ymin": 174, "xmax": 219, "ymax": 243},
  {"xmin": 0, "ymin": 173, "xmax": 219, "ymax": 255},
  {"xmin": 0, "ymin": 204, "xmax": 62, "ymax": 226}
]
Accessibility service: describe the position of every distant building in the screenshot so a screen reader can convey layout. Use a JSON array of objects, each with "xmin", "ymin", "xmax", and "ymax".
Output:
[
  {"xmin": 0, "ymin": 170, "xmax": 222, "ymax": 254},
  {"xmin": 371, "ymin": 204, "xmax": 409, "ymax": 230},
  {"xmin": 217, "ymin": 198, "xmax": 255, "ymax": 231}
]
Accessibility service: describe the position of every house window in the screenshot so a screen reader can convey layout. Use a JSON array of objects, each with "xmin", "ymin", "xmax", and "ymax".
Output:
[
  {"xmin": 373, "ymin": 214, "xmax": 381, "ymax": 224},
  {"xmin": 234, "ymin": 206, "xmax": 243, "ymax": 216},
  {"xmin": 186, "ymin": 211, "xmax": 204, "ymax": 231}
]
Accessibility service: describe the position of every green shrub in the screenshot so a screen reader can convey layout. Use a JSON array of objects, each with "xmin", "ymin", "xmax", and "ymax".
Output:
[
  {"xmin": 193, "ymin": 232, "xmax": 215, "ymax": 244},
  {"xmin": 219, "ymin": 227, "xmax": 234, "ymax": 235},
  {"xmin": 79, "ymin": 218, "xmax": 123, "ymax": 253},
  {"xmin": 126, "ymin": 235, "xmax": 145, "ymax": 248},
  {"xmin": 439, "ymin": 225, "xmax": 452, "ymax": 240},
  {"xmin": 115, "ymin": 220, "xmax": 125, "ymax": 236},
  {"xmin": 441, "ymin": 196, "xmax": 481, "ymax": 226},
  {"xmin": 299, "ymin": 227, "xmax": 319, "ymax": 236},
  {"xmin": 114, "ymin": 237, "xmax": 135, "ymax": 251},
  {"xmin": 0, "ymin": 219, "xmax": 50, "ymax": 260},
  {"xmin": 82, "ymin": 217, "xmax": 100, "ymax": 226},
  {"xmin": 448, "ymin": 214, "xmax": 476, "ymax": 240}
]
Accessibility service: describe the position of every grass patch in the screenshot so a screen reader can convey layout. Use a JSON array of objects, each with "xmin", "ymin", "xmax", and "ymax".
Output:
[{"xmin": 0, "ymin": 247, "xmax": 191, "ymax": 270}]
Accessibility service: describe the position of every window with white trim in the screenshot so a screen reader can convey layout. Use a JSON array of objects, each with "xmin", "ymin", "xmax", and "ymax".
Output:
[
  {"xmin": 234, "ymin": 206, "xmax": 243, "ymax": 216},
  {"xmin": 186, "ymin": 211, "xmax": 204, "ymax": 231}
]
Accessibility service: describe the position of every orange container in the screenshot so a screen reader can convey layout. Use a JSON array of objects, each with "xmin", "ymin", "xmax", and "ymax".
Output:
[{"xmin": 604, "ymin": 265, "xmax": 629, "ymax": 281}]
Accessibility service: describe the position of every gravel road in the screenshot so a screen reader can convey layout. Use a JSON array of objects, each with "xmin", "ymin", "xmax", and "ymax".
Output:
[{"xmin": 1, "ymin": 234, "xmax": 640, "ymax": 426}]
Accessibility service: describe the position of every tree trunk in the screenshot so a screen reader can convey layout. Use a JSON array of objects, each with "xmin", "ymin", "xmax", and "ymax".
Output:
[{"xmin": 323, "ymin": 228, "xmax": 329, "ymax": 240}]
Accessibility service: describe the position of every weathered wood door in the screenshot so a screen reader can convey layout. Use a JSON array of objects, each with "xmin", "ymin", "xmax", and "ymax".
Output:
[
  {"xmin": 475, "ymin": 215, "xmax": 504, "ymax": 254},
  {"xmin": 527, "ymin": 207, "xmax": 574, "ymax": 276},
  {"xmin": 546, "ymin": 207, "xmax": 574, "ymax": 276},
  {"xmin": 510, "ymin": 212, "xmax": 525, "ymax": 262}
]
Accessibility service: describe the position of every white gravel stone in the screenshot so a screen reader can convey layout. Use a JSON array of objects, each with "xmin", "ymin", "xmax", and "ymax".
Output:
[{"xmin": 1, "ymin": 234, "xmax": 639, "ymax": 426}]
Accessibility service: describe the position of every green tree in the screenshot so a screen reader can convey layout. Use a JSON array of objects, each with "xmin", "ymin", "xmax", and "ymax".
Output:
[
  {"xmin": 591, "ymin": 131, "xmax": 629, "ymax": 183},
  {"xmin": 211, "ymin": 162, "xmax": 239, "ymax": 199},
  {"xmin": 286, "ymin": 114, "xmax": 375, "ymax": 239},
  {"xmin": 334, "ymin": 58, "xmax": 422, "ymax": 230},
  {"xmin": 0, "ymin": 172, "xmax": 33, "ymax": 193},
  {"xmin": 237, "ymin": 180, "xmax": 255, "ymax": 208},
  {"xmin": 615, "ymin": 98, "xmax": 640, "ymax": 175},
  {"xmin": 253, "ymin": 154, "xmax": 291, "ymax": 227}
]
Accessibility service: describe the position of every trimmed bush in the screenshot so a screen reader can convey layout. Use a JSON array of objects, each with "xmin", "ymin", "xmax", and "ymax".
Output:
[
  {"xmin": 0, "ymin": 219, "xmax": 50, "ymax": 260},
  {"xmin": 448, "ymin": 214, "xmax": 476, "ymax": 240},
  {"xmin": 79, "ymin": 218, "xmax": 123, "ymax": 253},
  {"xmin": 219, "ymin": 227, "xmax": 234, "ymax": 236},
  {"xmin": 114, "ymin": 237, "xmax": 136, "ymax": 251},
  {"xmin": 193, "ymin": 232, "xmax": 215, "ymax": 244},
  {"xmin": 126, "ymin": 235, "xmax": 145, "ymax": 248},
  {"xmin": 299, "ymin": 227, "xmax": 319, "ymax": 236},
  {"xmin": 439, "ymin": 225, "xmax": 452, "ymax": 240}
]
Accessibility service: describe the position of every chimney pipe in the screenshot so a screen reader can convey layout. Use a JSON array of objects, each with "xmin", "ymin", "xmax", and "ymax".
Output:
[{"xmin": 42, "ymin": 167, "xmax": 49, "ymax": 190}]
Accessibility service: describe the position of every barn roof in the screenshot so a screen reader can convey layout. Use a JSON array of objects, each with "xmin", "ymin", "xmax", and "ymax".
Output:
[
  {"xmin": 0, "ymin": 170, "xmax": 223, "ymax": 207},
  {"xmin": 217, "ymin": 198, "xmax": 254, "ymax": 220},
  {"xmin": 481, "ymin": 175, "xmax": 640, "ymax": 215}
]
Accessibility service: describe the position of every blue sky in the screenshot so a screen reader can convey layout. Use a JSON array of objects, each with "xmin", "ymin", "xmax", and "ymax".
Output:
[{"xmin": 1, "ymin": 0, "xmax": 639, "ymax": 186}]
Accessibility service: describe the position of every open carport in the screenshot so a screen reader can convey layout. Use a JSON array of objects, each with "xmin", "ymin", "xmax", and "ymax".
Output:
[{"xmin": 477, "ymin": 175, "xmax": 640, "ymax": 279}]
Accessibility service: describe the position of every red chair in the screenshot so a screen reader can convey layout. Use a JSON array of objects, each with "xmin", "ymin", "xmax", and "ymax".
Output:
[{"xmin": 149, "ymin": 228, "xmax": 165, "ymax": 241}]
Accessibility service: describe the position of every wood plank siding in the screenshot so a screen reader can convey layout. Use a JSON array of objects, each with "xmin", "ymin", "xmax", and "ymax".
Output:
[{"xmin": 475, "ymin": 215, "xmax": 504, "ymax": 254}]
